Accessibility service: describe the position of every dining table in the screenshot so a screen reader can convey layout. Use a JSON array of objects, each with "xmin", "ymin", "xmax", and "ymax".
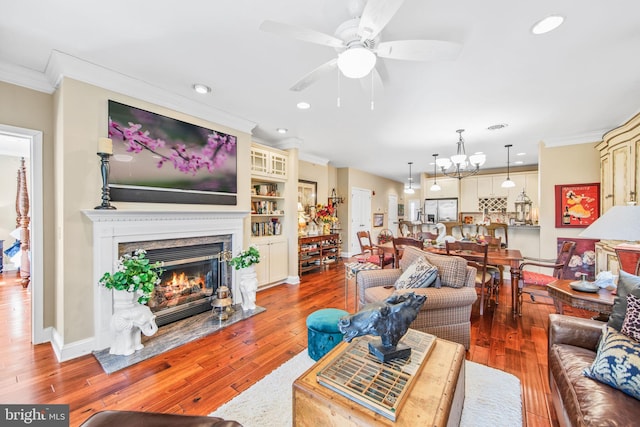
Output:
[{"xmin": 377, "ymin": 241, "xmax": 524, "ymax": 314}]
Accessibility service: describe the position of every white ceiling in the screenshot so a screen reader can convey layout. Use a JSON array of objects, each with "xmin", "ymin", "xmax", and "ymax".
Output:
[{"xmin": 1, "ymin": 0, "xmax": 639, "ymax": 186}]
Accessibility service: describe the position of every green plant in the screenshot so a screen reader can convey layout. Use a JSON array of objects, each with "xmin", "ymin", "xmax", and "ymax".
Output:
[
  {"xmin": 229, "ymin": 245, "xmax": 261, "ymax": 270},
  {"xmin": 99, "ymin": 249, "xmax": 164, "ymax": 304}
]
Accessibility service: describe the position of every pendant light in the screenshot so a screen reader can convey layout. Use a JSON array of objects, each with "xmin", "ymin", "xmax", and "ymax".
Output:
[
  {"xmin": 436, "ymin": 129, "xmax": 486, "ymax": 179},
  {"xmin": 501, "ymin": 144, "xmax": 516, "ymax": 188},
  {"xmin": 404, "ymin": 162, "xmax": 415, "ymax": 194},
  {"xmin": 430, "ymin": 154, "xmax": 441, "ymax": 192}
]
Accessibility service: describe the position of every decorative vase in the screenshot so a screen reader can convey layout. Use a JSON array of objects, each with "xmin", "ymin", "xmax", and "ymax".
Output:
[
  {"xmin": 109, "ymin": 289, "xmax": 158, "ymax": 356},
  {"xmin": 239, "ymin": 265, "xmax": 258, "ymax": 311},
  {"xmin": 323, "ymin": 222, "xmax": 331, "ymax": 235}
]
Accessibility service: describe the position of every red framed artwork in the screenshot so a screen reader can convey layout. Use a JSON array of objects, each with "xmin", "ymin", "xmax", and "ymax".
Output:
[{"xmin": 555, "ymin": 183, "xmax": 600, "ymax": 228}]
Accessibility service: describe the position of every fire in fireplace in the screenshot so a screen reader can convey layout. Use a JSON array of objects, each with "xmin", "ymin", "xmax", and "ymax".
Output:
[{"xmin": 119, "ymin": 235, "xmax": 232, "ymax": 326}]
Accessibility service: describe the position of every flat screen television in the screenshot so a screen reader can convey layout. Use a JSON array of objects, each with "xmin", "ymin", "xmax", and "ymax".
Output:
[{"xmin": 107, "ymin": 100, "xmax": 237, "ymax": 205}]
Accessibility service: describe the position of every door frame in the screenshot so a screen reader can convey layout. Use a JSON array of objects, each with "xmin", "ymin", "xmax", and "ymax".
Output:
[{"xmin": 0, "ymin": 124, "xmax": 46, "ymax": 344}]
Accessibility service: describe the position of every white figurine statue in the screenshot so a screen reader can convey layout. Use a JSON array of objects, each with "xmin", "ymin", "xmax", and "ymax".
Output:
[{"xmin": 110, "ymin": 304, "xmax": 158, "ymax": 356}]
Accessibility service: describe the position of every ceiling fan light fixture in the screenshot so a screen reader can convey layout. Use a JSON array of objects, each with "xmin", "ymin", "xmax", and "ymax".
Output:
[{"xmin": 337, "ymin": 47, "xmax": 376, "ymax": 79}]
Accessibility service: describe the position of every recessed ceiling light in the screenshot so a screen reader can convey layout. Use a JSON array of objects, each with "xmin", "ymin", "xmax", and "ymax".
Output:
[
  {"xmin": 192, "ymin": 83, "xmax": 211, "ymax": 94},
  {"xmin": 277, "ymin": 128, "xmax": 288, "ymax": 134},
  {"xmin": 516, "ymin": 152, "xmax": 526, "ymax": 156},
  {"xmin": 487, "ymin": 123, "xmax": 508, "ymax": 131},
  {"xmin": 297, "ymin": 102, "xmax": 311, "ymax": 110},
  {"xmin": 531, "ymin": 15, "xmax": 564, "ymax": 35},
  {"xmin": 514, "ymin": 160, "xmax": 524, "ymax": 165}
]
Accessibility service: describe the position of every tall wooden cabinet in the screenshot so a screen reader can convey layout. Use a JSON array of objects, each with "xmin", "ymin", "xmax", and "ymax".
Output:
[
  {"xmin": 250, "ymin": 143, "xmax": 289, "ymax": 288},
  {"xmin": 597, "ymin": 112, "xmax": 640, "ymax": 212}
]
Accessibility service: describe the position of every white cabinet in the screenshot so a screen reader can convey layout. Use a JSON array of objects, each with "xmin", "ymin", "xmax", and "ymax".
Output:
[
  {"xmin": 250, "ymin": 144, "xmax": 288, "ymax": 180},
  {"xmin": 597, "ymin": 112, "xmax": 640, "ymax": 212},
  {"xmin": 477, "ymin": 176, "xmax": 508, "ymax": 198},
  {"xmin": 507, "ymin": 172, "xmax": 538, "ymax": 212},
  {"xmin": 254, "ymin": 238, "xmax": 288, "ymax": 288},
  {"xmin": 460, "ymin": 178, "xmax": 478, "ymax": 211},
  {"xmin": 424, "ymin": 177, "xmax": 458, "ymax": 199}
]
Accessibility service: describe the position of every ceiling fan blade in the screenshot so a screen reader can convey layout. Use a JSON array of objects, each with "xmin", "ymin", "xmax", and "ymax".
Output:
[
  {"xmin": 376, "ymin": 40, "xmax": 462, "ymax": 61},
  {"xmin": 289, "ymin": 58, "xmax": 338, "ymax": 92},
  {"xmin": 358, "ymin": 0, "xmax": 405, "ymax": 40},
  {"xmin": 260, "ymin": 20, "xmax": 345, "ymax": 48}
]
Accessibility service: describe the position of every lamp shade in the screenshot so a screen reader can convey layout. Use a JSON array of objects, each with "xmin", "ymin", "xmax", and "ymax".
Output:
[{"xmin": 578, "ymin": 205, "xmax": 640, "ymax": 241}]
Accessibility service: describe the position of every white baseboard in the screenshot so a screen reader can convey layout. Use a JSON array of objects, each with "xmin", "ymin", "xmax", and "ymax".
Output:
[{"xmin": 51, "ymin": 328, "xmax": 97, "ymax": 362}]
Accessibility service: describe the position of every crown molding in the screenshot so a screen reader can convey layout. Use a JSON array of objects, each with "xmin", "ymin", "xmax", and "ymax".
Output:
[
  {"xmin": 0, "ymin": 60, "xmax": 54, "ymax": 94},
  {"xmin": 299, "ymin": 151, "xmax": 329, "ymax": 165},
  {"xmin": 273, "ymin": 137, "xmax": 303, "ymax": 151},
  {"xmin": 543, "ymin": 130, "xmax": 606, "ymax": 147},
  {"xmin": 38, "ymin": 50, "xmax": 257, "ymax": 134}
]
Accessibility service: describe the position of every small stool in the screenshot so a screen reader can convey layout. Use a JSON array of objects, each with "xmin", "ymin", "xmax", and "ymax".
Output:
[{"xmin": 306, "ymin": 308, "xmax": 348, "ymax": 361}]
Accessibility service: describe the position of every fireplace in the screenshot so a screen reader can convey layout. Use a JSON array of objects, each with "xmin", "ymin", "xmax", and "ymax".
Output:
[
  {"xmin": 83, "ymin": 210, "xmax": 247, "ymax": 352},
  {"xmin": 119, "ymin": 236, "xmax": 232, "ymax": 326}
]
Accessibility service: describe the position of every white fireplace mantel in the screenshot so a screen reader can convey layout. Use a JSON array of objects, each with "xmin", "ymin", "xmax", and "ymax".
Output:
[{"xmin": 83, "ymin": 210, "xmax": 249, "ymax": 351}]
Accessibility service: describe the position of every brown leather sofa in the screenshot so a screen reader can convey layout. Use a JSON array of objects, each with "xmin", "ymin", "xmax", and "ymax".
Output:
[
  {"xmin": 80, "ymin": 410, "xmax": 242, "ymax": 426},
  {"xmin": 548, "ymin": 314, "xmax": 640, "ymax": 427}
]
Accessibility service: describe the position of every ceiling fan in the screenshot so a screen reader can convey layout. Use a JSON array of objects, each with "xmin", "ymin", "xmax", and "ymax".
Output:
[{"xmin": 260, "ymin": 0, "xmax": 461, "ymax": 92}]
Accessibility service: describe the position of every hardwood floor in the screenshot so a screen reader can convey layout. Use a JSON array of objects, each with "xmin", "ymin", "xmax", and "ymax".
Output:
[{"xmin": 0, "ymin": 264, "xmax": 593, "ymax": 427}]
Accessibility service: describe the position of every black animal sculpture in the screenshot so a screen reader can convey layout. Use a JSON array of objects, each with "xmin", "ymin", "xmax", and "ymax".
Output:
[{"xmin": 338, "ymin": 292, "xmax": 427, "ymax": 362}]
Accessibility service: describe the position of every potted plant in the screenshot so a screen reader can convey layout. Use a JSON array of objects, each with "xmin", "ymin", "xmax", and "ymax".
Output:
[
  {"xmin": 99, "ymin": 249, "xmax": 164, "ymax": 305},
  {"xmin": 229, "ymin": 245, "xmax": 261, "ymax": 311}
]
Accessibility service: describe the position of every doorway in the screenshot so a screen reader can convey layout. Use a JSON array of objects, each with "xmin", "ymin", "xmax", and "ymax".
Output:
[
  {"xmin": 350, "ymin": 187, "xmax": 372, "ymax": 256},
  {"xmin": 0, "ymin": 124, "xmax": 45, "ymax": 344}
]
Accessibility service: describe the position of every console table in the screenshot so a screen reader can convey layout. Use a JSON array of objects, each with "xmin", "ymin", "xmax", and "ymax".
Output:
[
  {"xmin": 298, "ymin": 233, "xmax": 340, "ymax": 275},
  {"xmin": 293, "ymin": 335, "xmax": 466, "ymax": 426}
]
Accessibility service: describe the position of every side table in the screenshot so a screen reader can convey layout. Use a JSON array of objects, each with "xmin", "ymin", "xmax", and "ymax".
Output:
[
  {"xmin": 343, "ymin": 261, "xmax": 381, "ymax": 312},
  {"xmin": 546, "ymin": 279, "xmax": 615, "ymax": 320}
]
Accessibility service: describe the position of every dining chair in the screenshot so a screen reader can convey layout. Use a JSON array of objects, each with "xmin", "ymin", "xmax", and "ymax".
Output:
[
  {"xmin": 355, "ymin": 231, "xmax": 394, "ymax": 268},
  {"xmin": 517, "ymin": 241, "xmax": 576, "ymax": 312},
  {"xmin": 392, "ymin": 237, "xmax": 424, "ymax": 267},
  {"xmin": 483, "ymin": 236, "xmax": 503, "ymax": 305},
  {"xmin": 445, "ymin": 240, "xmax": 493, "ymax": 315},
  {"xmin": 486, "ymin": 222, "xmax": 509, "ymax": 248}
]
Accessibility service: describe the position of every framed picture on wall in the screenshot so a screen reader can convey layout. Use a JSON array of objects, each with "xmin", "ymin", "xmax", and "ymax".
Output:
[
  {"xmin": 373, "ymin": 213, "xmax": 384, "ymax": 227},
  {"xmin": 298, "ymin": 180, "xmax": 317, "ymax": 213},
  {"xmin": 555, "ymin": 183, "xmax": 600, "ymax": 228}
]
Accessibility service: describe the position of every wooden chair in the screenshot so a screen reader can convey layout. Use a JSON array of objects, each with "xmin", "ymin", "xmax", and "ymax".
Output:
[
  {"xmin": 483, "ymin": 236, "xmax": 503, "ymax": 305},
  {"xmin": 446, "ymin": 241, "xmax": 493, "ymax": 315},
  {"xmin": 614, "ymin": 247, "xmax": 640, "ymax": 275},
  {"xmin": 441, "ymin": 221, "xmax": 464, "ymax": 239},
  {"xmin": 485, "ymin": 222, "xmax": 509, "ymax": 248},
  {"xmin": 355, "ymin": 231, "xmax": 394, "ymax": 268},
  {"xmin": 517, "ymin": 241, "xmax": 576, "ymax": 312},
  {"xmin": 392, "ymin": 237, "xmax": 424, "ymax": 267}
]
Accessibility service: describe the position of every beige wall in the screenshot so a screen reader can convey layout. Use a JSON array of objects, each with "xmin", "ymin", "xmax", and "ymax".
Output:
[
  {"xmin": 0, "ymin": 81, "xmax": 55, "ymax": 328},
  {"xmin": 538, "ymin": 141, "xmax": 601, "ymax": 259},
  {"xmin": 55, "ymin": 78, "xmax": 253, "ymax": 344}
]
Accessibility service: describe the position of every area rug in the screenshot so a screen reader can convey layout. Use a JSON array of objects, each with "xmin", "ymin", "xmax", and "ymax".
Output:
[
  {"xmin": 210, "ymin": 350, "xmax": 522, "ymax": 426},
  {"xmin": 93, "ymin": 304, "xmax": 265, "ymax": 374}
]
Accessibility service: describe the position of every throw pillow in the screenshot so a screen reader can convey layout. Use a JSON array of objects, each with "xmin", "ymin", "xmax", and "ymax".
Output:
[
  {"xmin": 583, "ymin": 325, "xmax": 640, "ymax": 401},
  {"xmin": 608, "ymin": 270, "xmax": 640, "ymax": 331},
  {"xmin": 394, "ymin": 256, "xmax": 439, "ymax": 289},
  {"xmin": 621, "ymin": 293, "xmax": 640, "ymax": 342}
]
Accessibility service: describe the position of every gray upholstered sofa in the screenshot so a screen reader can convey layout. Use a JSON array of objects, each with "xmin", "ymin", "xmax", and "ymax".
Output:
[{"xmin": 356, "ymin": 246, "xmax": 478, "ymax": 349}]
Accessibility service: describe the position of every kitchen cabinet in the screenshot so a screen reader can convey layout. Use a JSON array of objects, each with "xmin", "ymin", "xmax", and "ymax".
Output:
[
  {"xmin": 254, "ymin": 238, "xmax": 288, "ymax": 288},
  {"xmin": 460, "ymin": 179, "xmax": 478, "ymax": 212},
  {"xmin": 597, "ymin": 112, "xmax": 640, "ymax": 212},
  {"xmin": 477, "ymin": 176, "xmax": 508, "ymax": 198},
  {"xmin": 507, "ymin": 172, "xmax": 538, "ymax": 212},
  {"xmin": 424, "ymin": 177, "xmax": 458, "ymax": 199}
]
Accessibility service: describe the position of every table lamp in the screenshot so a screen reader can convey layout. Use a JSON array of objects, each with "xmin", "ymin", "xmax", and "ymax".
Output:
[{"xmin": 579, "ymin": 205, "xmax": 640, "ymax": 274}]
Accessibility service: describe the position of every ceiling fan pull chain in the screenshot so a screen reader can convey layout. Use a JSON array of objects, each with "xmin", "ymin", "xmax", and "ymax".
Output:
[
  {"xmin": 337, "ymin": 69, "xmax": 341, "ymax": 108},
  {"xmin": 370, "ymin": 72, "xmax": 375, "ymax": 111}
]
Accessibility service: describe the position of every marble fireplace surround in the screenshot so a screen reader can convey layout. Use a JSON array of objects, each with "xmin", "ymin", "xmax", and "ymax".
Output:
[{"xmin": 83, "ymin": 210, "xmax": 248, "ymax": 351}]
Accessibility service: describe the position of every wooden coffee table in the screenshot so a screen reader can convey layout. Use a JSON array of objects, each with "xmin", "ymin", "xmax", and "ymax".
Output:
[
  {"xmin": 293, "ymin": 335, "xmax": 466, "ymax": 426},
  {"xmin": 546, "ymin": 279, "xmax": 615, "ymax": 316}
]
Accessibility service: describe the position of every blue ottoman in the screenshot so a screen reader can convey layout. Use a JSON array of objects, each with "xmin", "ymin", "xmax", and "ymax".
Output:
[{"xmin": 306, "ymin": 308, "xmax": 349, "ymax": 361}]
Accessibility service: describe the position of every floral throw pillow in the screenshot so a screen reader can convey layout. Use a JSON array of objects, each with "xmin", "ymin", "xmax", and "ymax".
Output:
[
  {"xmin": 583, "ymin": 325, "xmax": 640, "ymax": 401},
  {"xmin": 394, "ymin": 256, "xmax": 439, "ymax": 289},
  {"xmin": 621, "ymin": 293, "xmax": 640, "ymax": 342}
]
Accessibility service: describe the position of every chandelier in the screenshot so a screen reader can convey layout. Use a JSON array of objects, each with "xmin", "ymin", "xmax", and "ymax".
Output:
[{"xmin": 434, "ymin": 129, "xmax": 486, "ymax": 179}]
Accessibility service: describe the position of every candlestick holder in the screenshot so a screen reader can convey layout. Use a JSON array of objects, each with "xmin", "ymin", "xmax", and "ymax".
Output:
[{"xmin": 95, "ymin": 152, "xmax": 116, "ymax": 210}]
